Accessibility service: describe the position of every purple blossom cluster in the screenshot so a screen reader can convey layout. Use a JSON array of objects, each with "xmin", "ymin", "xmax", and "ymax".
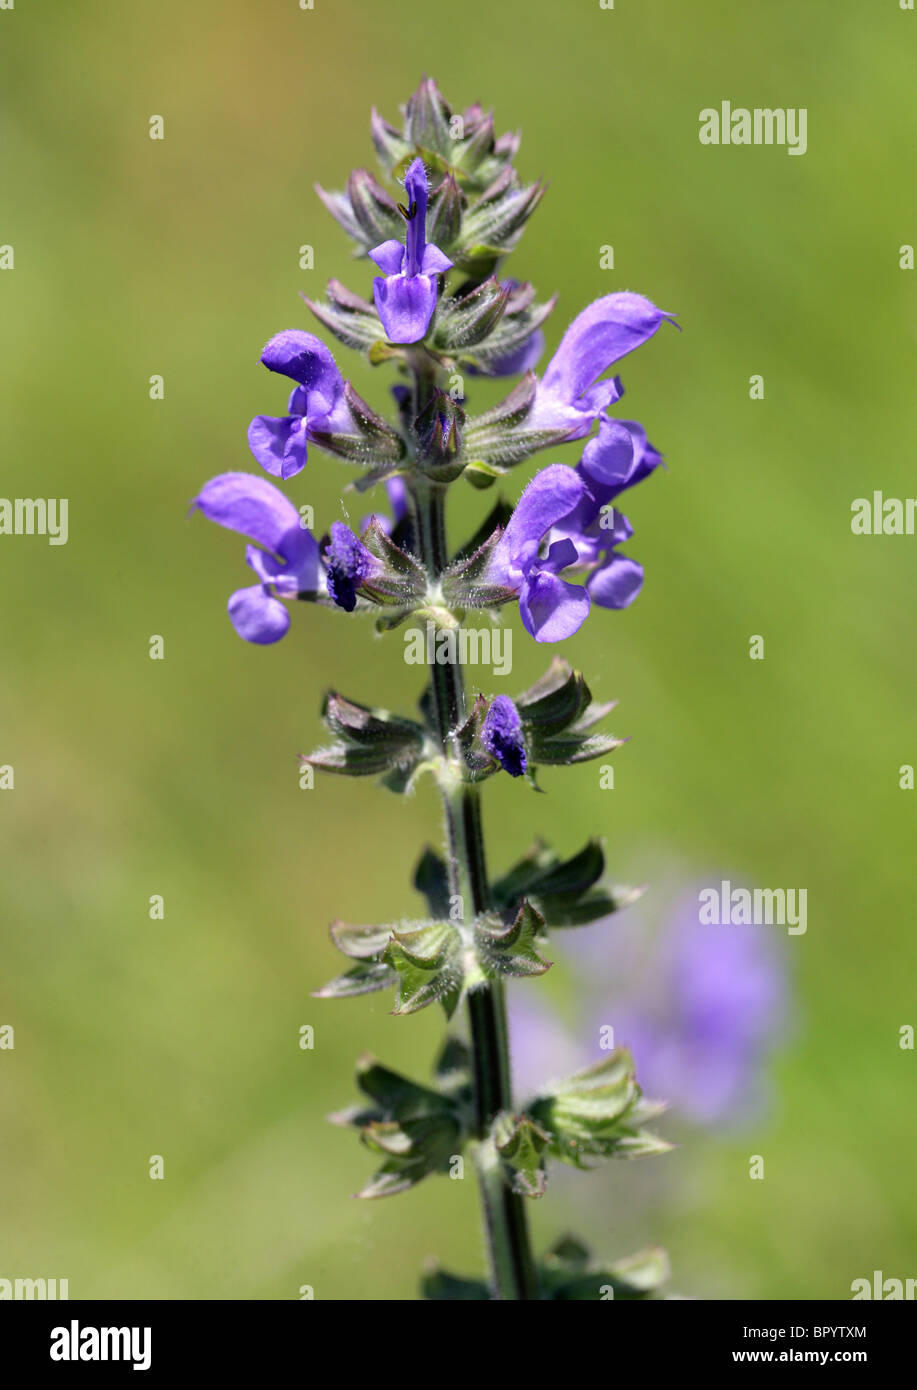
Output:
[
  {"xmin": 189, "ymin": 76, "xmax": 689, "ymax": 1301},
  {"xmin": 190, "ymin": 99, "xmax": 674, "ymax": 647}
]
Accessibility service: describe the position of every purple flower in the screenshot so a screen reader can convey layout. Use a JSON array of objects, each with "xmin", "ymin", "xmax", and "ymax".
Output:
[
  {"xmin": 192, "ymin": 472, "xmax": 320, "ymax": 644},
  {"xmin": 609, "ymin": 894, "xmax": 787, "ymax": 1127},
  {"xmin": 508, "ymin": 887, "xmax": 787, "ymax": 1128},
  {"xmin": 487, "ymin": 464, "xmax": 591, "ymax": 643},
  {"xmin": 530, "ymin": 293, "xmax": 676, "ymax": 440},
  {"xmin": 369, "ymin": 158, "xmax": 453, "ymax": 344},
  {"xmin": 550, "ymin": 417, "xmax": 663, "ymax": 610},
  {"xmin": 581, "ymin": 509, "xmax": 644, "ymax": 609},
  {"xmin": 481, "ymin": 696, "xmax": 527, "ymax": 777},
  {"xmin": 323, "ymin": 522, "xmax": 382, "ymax": 613},
  {"xmin": 579, "ymin": 416, "xmax": 663, "ymax": 504},
  {"xmin": 247, "ymin": 331, "xmax": 354, "ymax": 481},
  {"xmin": 483, "ymin": 464, "xmax": 591, "ymax": 642}
]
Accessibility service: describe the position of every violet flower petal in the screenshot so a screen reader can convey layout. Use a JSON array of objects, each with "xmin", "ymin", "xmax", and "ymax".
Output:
[
  {"xmin": 541, "ymin": 293, "xmax": 675, "ymax": 404},
  {"xmin": 491, "ymin": 464, "xmax": 585, "ymax": 582},
  {"xmin": 373, "ymin": 273, "xmax": 439, "ymax": 344},
  {"xmin": 587, "ymin": 553, "xmax": 644, "ymax": 609},
  {"xmin": 420, "ymin": 243, "xmax": 454, "ymax": 275},
  {"xmin": 193, "ymin": 472, "xmax": 313, "ymax": 569},
  {"xmin": 227, "ymin": 584, "xmax": 292, "ymax": 644},
  {"xmin": 579, "ymin": 418, "xmax": 637, "ymax": 493},
  {"xmin": 260, "ymin": 330, "xmax": 345, "ymax": 401},
  {"xmin": 244, "ymin": 544, "xmax": 304, "ymax": 597},
  {"xmin": 385, "ymin": 476, "xmax": 408, "ymax": 522},
  {"xmin": 519, "ymin": 568, "xmax": 591, "ymax": 642},
  {"xmin": 402, "ymin": 156, "xmax": 429, "ymax": 277},
  {"xmin": 247, "ymin": 414, "xmax": 309, "ymax": 480},
  {"xmin": 368, "ymin": 239, "xmax": 405, "ymax": 275}
]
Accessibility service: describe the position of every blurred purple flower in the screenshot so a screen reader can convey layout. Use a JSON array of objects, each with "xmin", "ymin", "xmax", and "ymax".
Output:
[
  {"xmin": 359, "ymin": 476, "xmax": 409, "ymax": 535},
  {"xmin": 509, "ymin": 886, "xmax": 788, "ymax": 1128},
  {"xmin": 610, "ymin": 895, "xmax": 786, "ymax": 1126},
  {"xmin": 509, "ymin": 997, "xmax": 583, "ymax": 1094}
]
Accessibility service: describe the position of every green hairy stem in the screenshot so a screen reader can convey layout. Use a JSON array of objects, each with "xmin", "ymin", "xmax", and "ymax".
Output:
[
  {"xmin": 298, "ymin": 81, "xmax": 675, "ymax": 1301},
  {"xmin": 411, "ymin": 446, "xmax": 538, "ymax": 1300}
]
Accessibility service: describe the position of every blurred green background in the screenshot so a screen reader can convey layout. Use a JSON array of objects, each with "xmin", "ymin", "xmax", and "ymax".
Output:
[{"xmin": 2, "ymin": 0, "xmax": 915, "ymax": 1300}]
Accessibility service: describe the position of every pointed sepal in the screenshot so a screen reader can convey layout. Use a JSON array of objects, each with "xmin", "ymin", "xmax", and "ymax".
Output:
[
  {"xmin": 331, "ymin": 1051, "xmax": 471, "ymax": 1200},
  {"xmin": 302, "ymin": 280, "xmax": 386, "ymax": 352},
  {"xmin": 492, "ymin": 839, "xmax": 643, "ymax": 929},
  {"xmin": 515, "ymin": 658, "xmax": 626, "ymax": 765},
  {"xmin": 431, "ymin": 277, "xmax": 509, "ymax": 352},
  {"xmin": 474, "ymin": 900, "xmax": 551, "ymax": 979},
  {"xmin": 493, "ymin": 1111, "xmax": 550, "ymax": 1198},
  {"xmin": 301, "ymin": 691, "xmax": 429, "ymax": 788},
  {"xmin": 421, "ymin": 1263, "xmax": 491, "ymax": 1300},
  {"xmin": 540, "ymin": 1236, "xmax": 671, "ymax": 1300},
  {"xmin": 527, "ymin": 1049, "xmax": 672, "ymax": 1167},
  {"xmin": 382, "ymin": 920, "xmax": 463, "ymax": 1017},
  {"xmin": 309, "ymin": 382, "xmax": 405, "ymax": 466}
]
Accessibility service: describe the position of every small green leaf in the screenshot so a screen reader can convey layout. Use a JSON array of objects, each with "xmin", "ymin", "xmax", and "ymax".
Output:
[
  {"xmin": 475, "ymin": 900, "xmax": 551, "ymax": 979},
  {"xmin": 360, "ymin": 519, "xmax": 425, "ymax": 583},
  {"xmin": 515, "ymin": 658, "xmax": 594, "ymax": 734},
  {"xmin": 539, "ymin": 1236, "xmax": 671, "ymax": 1300},
  {"xmin": 383, "ymin": 921, "xmax": 462, "ymax": 1016},
  {"xmin": 300, "ymin": 742, "xmax": 398, "ymax": 777},
  {"xmin": 528, "ymin": 1050, "xmax": 671, "ymax": 1168},
  {"xmin": 302, "ymin": 690, "xmax": 429, "ymax": 789},
  {"xmin": 431, "ymin": 277, "xmax": 509, "ymax": 351},
  {"xmin": 312, "ymin": 960, "xmax": 396, "ymax": 1000},
  {"xmin": 321, "ymin": 692, "xmax": 425, "ymax": 749},
  {"xmin": 529, "ymin": 732, "xmax": 627, "ymax": 766},
  {"xmin": 329, "ymin": 920, "xmax": 395, "ymax": 959},
  {"xmin": 494, "ymin": 1113, "xmax": 550, "ymax": 1197},
  {"xmin": 493, "ymin": 839, "xmax": 643, "ymax": 929},
  {"xmin": 523, "ymin": 839, "xmax": 604, "ymax": 897},
  {"xmin": 432, "ymin": 1037, "xmax": 471, "ymax": 1093},
  {"xmin": 463, "ymin": 461, "xmax": 504, "ymax": 488},
  {"xmin": 421, "ymin": 1264, "xmax": 490, "ymax": 1301},
  {"xmin": 352, "ymin": 1055, "xmax": 451, "ymax": 1119},
  {"xmin": 331, "ymin": 1051, "xmax": 472, "ymax": 1203},
  {"xmin": 357, "ymin": 1113, "xmax": 461, "ymax": 1199}
]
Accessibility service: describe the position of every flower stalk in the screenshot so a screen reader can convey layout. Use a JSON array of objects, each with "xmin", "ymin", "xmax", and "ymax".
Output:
[
  {"xmin": 412, "ymin": 471, "xmax": 538, "ymax": 1298},
  {"xmin": 192, "ymin": 76, "xmax": 679, "ymax": 1301}
]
